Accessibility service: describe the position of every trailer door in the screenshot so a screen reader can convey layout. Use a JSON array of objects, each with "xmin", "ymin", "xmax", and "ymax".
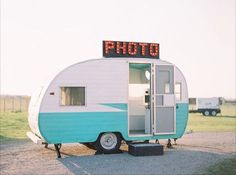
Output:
[{"xmin": 154, "ymin": 65, "xmax": 175, "ymax": 135}]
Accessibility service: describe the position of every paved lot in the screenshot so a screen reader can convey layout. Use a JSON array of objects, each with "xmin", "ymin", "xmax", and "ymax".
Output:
[{"xmin": 0, "ymin": 132, "xmax": 235, "ymax": 175}]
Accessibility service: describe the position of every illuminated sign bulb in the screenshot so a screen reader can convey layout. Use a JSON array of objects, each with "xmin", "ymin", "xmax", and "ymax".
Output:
[
  {"xmin": 149, "ymin": 43, "xmax": 158, "ymax": 57},
  {"xmin": 105, "ymin": 41, "xmax": 115, "ymax": 54},
  {"xmin": 116, "ymin": 42, "xmax": 127, "ymax": 54},
  {"xmin": 128, "ymin": 42, "xmax": 138, "ymax": 55}
]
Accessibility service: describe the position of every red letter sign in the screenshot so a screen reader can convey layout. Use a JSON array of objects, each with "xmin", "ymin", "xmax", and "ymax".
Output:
[
  {"xmin": 103, "ymin": 40, "xmax": 159, "ymax": 59},
  {"xmin": 139, "ymin": 43, "xmax": 148, "ymax": 56},
  {"xmin": 149, "ymin": 43, "xmax": 159, "ymax": 57},
  {"xmin": 128, "ymin": 42, "xmax": 138, "ymax": 55},
  {"xmin": 116, "ymin": 42, "xmax": 127, "ymax": 54},
  {"xmin": 105, "ymin": 41, "xmax": 115, "ymax": 54}
]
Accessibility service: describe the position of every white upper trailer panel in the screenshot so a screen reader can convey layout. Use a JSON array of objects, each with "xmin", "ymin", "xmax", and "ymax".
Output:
[
  {"xmin": 40, "ymin": 59, "xmax": 128, "ymax": 113},
  {"xmin": 38, "ymin": 58, "xmax": 188, "ymax": 113}
]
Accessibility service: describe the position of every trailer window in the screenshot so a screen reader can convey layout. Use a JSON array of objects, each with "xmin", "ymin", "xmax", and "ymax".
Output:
[
  {"xmin": 61, "ymin": 87, "xmax": 85, "ymax": 106},
  {"xmin": 175, "ymin": 83, "xmax": 181, "ymax": 101}
]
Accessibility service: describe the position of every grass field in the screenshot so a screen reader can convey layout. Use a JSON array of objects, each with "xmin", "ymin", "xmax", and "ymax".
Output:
[
  {"xmin": 187, "ymin": 103, "xmax": 236, "ymax": 132},
  {"xmin": 0, "ymin": 104, "xmax": 235, "ymax": 141},
  {"xmin": 0, "ymin": 112, "xmax": 29, "ymax": 141}
]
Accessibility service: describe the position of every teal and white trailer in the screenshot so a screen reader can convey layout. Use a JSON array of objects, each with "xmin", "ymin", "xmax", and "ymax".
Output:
[{"xmin": 27, "ymin": 57, "xmax": 188, "ymax": 157}]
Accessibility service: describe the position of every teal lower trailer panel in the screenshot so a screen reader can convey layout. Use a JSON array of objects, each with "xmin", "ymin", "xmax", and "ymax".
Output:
[
  {"xmin": 39, "ymin": 111, "xmax": 128, "ymax": 143},
  {"xmin": 39, "ymin": 103, "xmax": 188, "ymax": 144}
]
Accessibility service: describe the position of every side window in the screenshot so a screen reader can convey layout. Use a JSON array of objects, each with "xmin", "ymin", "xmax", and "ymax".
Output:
[
  {"xmin": 175, "ymin": 83, "xmax": 181, "ymax": 101},
  {"xmin": 61, "ymin": 87, "xmax": 85, "ymax": 106}
]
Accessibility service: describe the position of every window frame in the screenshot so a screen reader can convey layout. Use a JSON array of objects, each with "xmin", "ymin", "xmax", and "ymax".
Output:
[
  {"xmin": 175, "ymin": 83, "xmax": 182, "ymax": 101},
  {"xmin": 60, "ymin": 86, "xmax": 87, "ymax": 107}
]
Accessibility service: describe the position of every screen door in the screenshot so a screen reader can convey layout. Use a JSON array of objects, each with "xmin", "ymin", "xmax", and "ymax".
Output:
[{"xmin": 154, "ymin": 65, "xmax": 175, "ymax": 134}]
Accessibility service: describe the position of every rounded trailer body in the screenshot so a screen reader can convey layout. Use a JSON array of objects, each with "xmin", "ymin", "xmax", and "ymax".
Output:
[{"xmin": 28, "ymin": 58, "xmax": 188, "ymax": 144}]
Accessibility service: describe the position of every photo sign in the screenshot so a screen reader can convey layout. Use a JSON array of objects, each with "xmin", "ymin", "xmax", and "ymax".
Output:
[{"xmin": 103, "ymin": 40, "xmax": 159, "ymax": 59}]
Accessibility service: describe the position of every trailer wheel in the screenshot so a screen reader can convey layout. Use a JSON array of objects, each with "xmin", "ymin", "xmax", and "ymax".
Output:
[
  {"xmin": 211, "ymin": 110, "xmax": 217, "ymax": 116},
  {"xmin": 95, "ymin": 132, "xmax": 121, "ymax": 153},
  {"xmin": 203, "ymin": 110, "xmax": 210, "ymax": 116}
]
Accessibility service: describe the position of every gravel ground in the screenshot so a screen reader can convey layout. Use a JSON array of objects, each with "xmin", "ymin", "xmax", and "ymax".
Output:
[{"xmin": 0, "ymin": 132, "xmax": 235, "ymax": 175}]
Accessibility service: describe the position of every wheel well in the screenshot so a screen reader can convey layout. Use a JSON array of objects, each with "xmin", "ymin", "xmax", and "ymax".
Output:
[{"xmin": 114, "ymin": 132, "xmax": 124, "ymax": 140}]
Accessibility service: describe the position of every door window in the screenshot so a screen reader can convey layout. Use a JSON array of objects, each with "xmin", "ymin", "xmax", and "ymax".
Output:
[
  {"xmin": 175, "ymin": 83, "xmax": 181, "ymax": 101},
  {"xmin": 155, "ymin": 66, "xmax": 174, "ymax": 94}
]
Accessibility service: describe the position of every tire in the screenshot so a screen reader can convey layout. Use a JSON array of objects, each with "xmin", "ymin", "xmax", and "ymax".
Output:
[
  {"xmin": 211, "ymin": 110, "xmax": 217, "ymax": 116},
  {"xmin": 204, "ymin": 110, "xmax": 210, "ymax": 116},
  {"xmin": 95, "ymin": 132, "xmax": 121, "ymax": 153}
]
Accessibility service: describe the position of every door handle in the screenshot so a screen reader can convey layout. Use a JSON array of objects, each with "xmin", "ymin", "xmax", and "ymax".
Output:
[{"xmin": 176, "ymin": 105, "xmax": 179, "ymax": 109}]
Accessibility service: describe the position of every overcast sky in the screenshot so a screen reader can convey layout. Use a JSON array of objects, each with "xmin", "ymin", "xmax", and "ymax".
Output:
[{"xmin": 1, "ymin": 0, "xmax": 235, "ymax": 98}]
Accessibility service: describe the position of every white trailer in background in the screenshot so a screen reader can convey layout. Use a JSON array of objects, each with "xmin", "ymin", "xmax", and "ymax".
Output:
[{"xmin": 189, "ymin": 97, "xmax": 221, "ymax": 116}]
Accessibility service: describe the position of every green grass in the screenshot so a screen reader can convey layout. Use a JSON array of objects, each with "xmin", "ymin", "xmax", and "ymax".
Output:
[
  {"xmin": 199, "ymin": 156, "xmax": 236, "ymax": 175},
  {"xmin": 0, "ymin": 112, "xmax": 29, "ymax": 141},
  {"xmin": 221, "ymin": 103, "xmax": 236, "ymax": 116},
  {"xmin": 187, "ymin": 104, "xmax": 236, "ymax": 132}
]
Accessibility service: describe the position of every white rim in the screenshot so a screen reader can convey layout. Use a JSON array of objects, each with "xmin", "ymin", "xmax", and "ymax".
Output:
[
  {"xmin": 204, "ymin": 111, "xmax": 210, "ymax": 116},
  {"xmin": 100, "ymin": 133, "xmax": 117, "ymax": 150},
  {"xmin": 211, "ymin": 111, "xmax": 217, "ymax": 116}
]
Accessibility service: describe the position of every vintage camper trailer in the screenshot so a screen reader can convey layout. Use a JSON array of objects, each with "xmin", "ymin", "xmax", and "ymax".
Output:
[
  {"xmin": 27, "ymin": 41, "xmax": 188, "ymax": 157},
  {"xmin": 27, "ymin": 57, "xmax": 188, "ymax": 156}
]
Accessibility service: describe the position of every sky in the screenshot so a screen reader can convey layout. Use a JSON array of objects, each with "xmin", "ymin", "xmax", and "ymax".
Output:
[{"xmin": 0, "ymin": 0, "xmax": 235, "ymax": 99}]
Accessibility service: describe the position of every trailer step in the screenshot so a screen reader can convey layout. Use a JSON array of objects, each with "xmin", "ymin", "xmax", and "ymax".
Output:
[{"xmin": 128, "ymin": 143, "xmax": 164, "ymax": 156}]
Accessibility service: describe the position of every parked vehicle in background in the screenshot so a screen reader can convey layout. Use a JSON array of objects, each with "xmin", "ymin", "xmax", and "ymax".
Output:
[{"xmin": 189, "ymin": 97, "xmax": 221, "ymax": 116}]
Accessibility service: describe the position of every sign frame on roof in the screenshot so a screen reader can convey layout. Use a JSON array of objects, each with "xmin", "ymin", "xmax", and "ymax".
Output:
[{"xmin": 103, "ymin": 40, "xmax": 160, "ymax": 59}]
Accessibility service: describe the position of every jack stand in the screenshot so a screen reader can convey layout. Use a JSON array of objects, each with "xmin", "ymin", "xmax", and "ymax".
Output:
[
  {"xmin": 167, "ymin": 139, "xmax": 173, "ymax": 148},
  {"xmin": 173, "ymin": 138, "xmax": 177, "ymax": 145},
  {"xmin": 54, "ymin": 144, "xmax": 62, "ymax": 158},
  {"xmin": 44, "ymin": 143, "xmax": 48, "ymax": 148},
  {"xmin": 155, "ymin": 139, "xmax": 160, "ymax": 144}
]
